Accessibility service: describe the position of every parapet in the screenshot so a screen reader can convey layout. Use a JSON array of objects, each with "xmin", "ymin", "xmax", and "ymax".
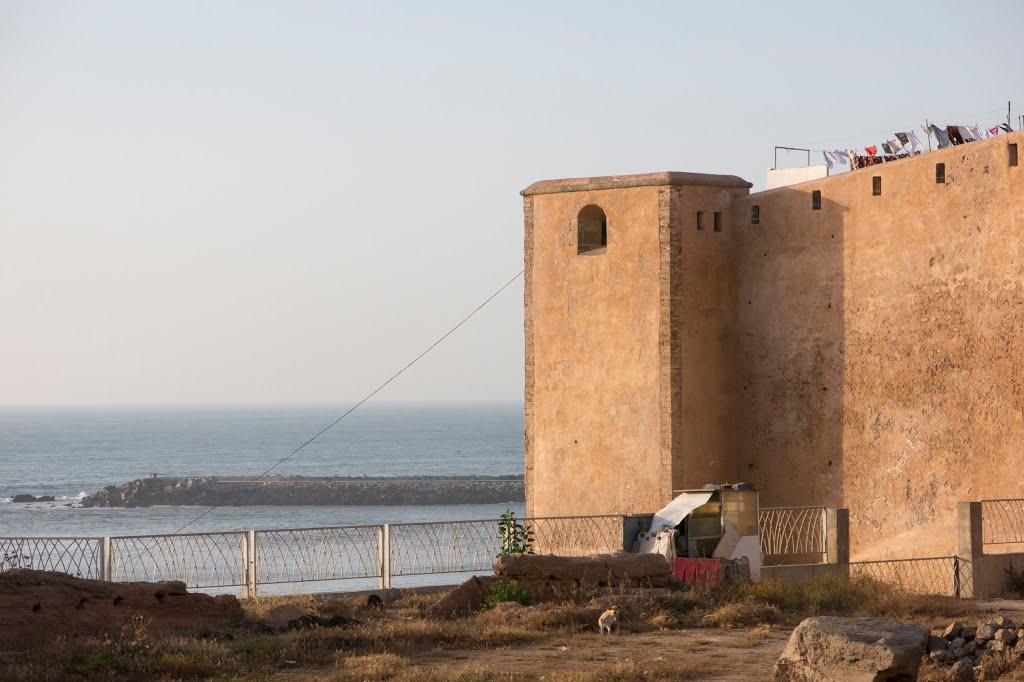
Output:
[{"xmin": 521, "ymin": 171, "xmax": 753, "ymax": 196}]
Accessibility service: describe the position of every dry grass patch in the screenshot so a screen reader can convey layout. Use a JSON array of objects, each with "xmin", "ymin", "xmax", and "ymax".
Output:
[
  {"xmin": 699, "ymin": 601, "xmax": 782, "ymax": 628},
  {"xmin": 737, "ymin": 626, "xmax": 771, "ymax": 648},
  {"xmin": 544, "ymin": 657, "xmax": 706, "ymax": 681},
  {"xmin": 661, "ymin": 573, "xmax": 976, "ymax": 630}
]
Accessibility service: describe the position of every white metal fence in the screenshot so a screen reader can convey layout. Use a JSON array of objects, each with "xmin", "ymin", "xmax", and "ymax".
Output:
[
  {"xmin": 1, "ymin": 508, "xmax": 834, "ymax": 596},
  {"xmin": 758, "ymin": 506, "xmax": 827, "ymax": 565},
  {"xmin": 0, "ymin": 515, "xmax": 626, "ymax": 596}
]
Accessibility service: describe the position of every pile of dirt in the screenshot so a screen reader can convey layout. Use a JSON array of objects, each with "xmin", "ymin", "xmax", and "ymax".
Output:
[
  {"xmin": 430, "ymin": 553, "xmax": 676, "ymax": 618},
  {"xmin": 0, "ymin": 569, "xmax": 243, "ymax": 640},
  {"xmin": 496, "ymin": 552, "xmax": 673, "ymax": 590},
  {"xmin": 429, "ymin": 576, "xmax": 503, "ymax": 618}
]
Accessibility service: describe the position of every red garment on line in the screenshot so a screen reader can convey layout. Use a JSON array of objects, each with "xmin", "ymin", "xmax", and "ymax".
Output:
[
  {"xmin": 673, "ymin": 558, "xmax": 721, "ymax": 586},
  {"xmin": 864, "ymin": 145, "xmax": 877, "ymax": 156}
]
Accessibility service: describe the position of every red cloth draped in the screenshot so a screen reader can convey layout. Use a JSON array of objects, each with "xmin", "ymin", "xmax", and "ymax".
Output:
[{"xmin": 673, "ymin": 558, "xmax": 721, "ymax": 585}]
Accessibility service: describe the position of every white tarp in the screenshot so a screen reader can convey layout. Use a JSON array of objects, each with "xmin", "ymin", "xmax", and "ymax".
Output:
[{"xmin": 648, "ymin": 491, "xmax": 713, "ymax": 534}]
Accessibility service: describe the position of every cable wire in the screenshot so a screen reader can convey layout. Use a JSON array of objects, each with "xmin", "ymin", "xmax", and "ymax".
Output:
[
  {"xmin": 792, "ymin": 106, "xmax": 1010, "ymax": 149},
  {"xmin": 171, "ymin": 268, "xmax": 525, "ymax": 534}
]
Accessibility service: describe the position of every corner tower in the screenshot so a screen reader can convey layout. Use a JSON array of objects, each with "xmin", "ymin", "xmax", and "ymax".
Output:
[{"xmin": 522, "ymin": 172, "xmax": 752, "ymax": 517}]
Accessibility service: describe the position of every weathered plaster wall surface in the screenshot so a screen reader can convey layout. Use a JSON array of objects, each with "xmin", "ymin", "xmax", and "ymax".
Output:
[
  {"xmin": 736, "ymin": 132, "xmax": 1024, "ymax": 555},
  {"xmin": 668, "ymin": 185, "xmax": 746, "ymax": 492},
  {"xmin": 523, "ymin": 135, "xmax": 1023, "ymax": 557},
  {"xmin": 524, "ymin": 185, "xmax": 667, "ymax": 517}
]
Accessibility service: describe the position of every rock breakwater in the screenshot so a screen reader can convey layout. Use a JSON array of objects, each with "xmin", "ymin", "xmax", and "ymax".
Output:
[{"xmin": 80, "ymin": 475, "xmax": 524, "ymax": 508}]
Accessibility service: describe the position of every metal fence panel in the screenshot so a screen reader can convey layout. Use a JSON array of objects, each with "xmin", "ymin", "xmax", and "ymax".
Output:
[
  {"xmin": 759, "ymin": 507, "xmax": 826, "ymax": 565},
  {"xmin": 528, "ymin": 515, "xmax": 624, "ymax": 556},
  {"xmin": 109, "ymin": 532, "xmax": 246, "ymax": 588},
  {"xmin": 389, "ymin": 520, "xmax": 498, "ymax": 577},
  {"xmin": 849, "ymin": 556, "xmax": 967, "ymax": 597},
  {"xmin": 0, "ymin": 536, "xmax": 102, "ymax": 579},
  {"xmin": 254, "ymin": 525, "xmax": 381, "ymax": 585},
  {"xmin": 981, "ymin": 499, "xmax": 1024, "ymax": 547}
]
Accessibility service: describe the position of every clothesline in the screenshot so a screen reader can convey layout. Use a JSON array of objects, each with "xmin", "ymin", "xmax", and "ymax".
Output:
[
  {"xmin": 792, "ymin": 107, "xmax": 1010, "ymax": 148},
  {"xmin": 815, "ymin": 119, "xmax": 1015, "ymax": 172}
]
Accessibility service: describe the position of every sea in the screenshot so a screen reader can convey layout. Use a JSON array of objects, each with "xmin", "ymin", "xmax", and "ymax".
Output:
[{"xmin": 0, "ymin": 402, "xmax": 525, "ymax": 538}]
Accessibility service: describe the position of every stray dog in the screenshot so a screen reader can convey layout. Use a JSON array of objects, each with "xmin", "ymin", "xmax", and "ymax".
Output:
[{"xmin": 598, "ymin": 605, "xmax": 620, "ymax": 635}]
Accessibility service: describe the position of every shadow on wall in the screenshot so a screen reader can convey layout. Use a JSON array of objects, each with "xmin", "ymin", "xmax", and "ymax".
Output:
[{"xmin": 732, "ymin": 187, "xmax": 848, "ymax": 510}]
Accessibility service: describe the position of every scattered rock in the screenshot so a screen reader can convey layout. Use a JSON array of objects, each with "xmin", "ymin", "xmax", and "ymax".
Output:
[
  {"xmin": 961, "ymin": 626, "xmax": 977, "ymax": 640},
  {"xmin": 993, "ymin": 616, "xmax": 1016, "ymax": 629},
  {"xmin": 944, "ymin": 621, "xmax": 964, "ymax": 640},
  {"xmin": 994, "ymin": 628, "xmax": 1017, "ymax": 645},
  {"xmin": 950, "ymin": 636, "xmax": 967, "ymax": 649},
  {"xmin": 771, "ymin": 616, "xmax": 929, "ymax": 682},
  {"xmin": 949, "ymin": 660, "xmax": 975, "ymax": 682},
  {"xmin": 976, "ymin": 623, "xmax": 997, "ymax": 642},
  {"xmin": 928, "ymin": 635, "xmax": 948, "ymax": 653},
  {"xmin": 930, "ymin": 649, "xmax": 956, "ymax": 665}
]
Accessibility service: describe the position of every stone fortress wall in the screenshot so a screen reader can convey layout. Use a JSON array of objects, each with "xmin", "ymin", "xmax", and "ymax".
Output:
[{"xmin": 523, "ymin": 132, "xmax": 1024, "ymax": 557}]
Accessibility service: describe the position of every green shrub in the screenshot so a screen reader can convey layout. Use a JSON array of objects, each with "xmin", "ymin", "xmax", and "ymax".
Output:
[
  {"xmin": 496, "ymin": 511, "xmax": 535, "ymax": 556},
  {"xmin": 482, "ymin": 580, "xmax": 532, "ymax": 609}
]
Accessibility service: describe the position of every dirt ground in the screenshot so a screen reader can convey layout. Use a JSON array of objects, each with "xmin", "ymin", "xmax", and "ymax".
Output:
[{"xmin": 401, "ymin": 628, "xmax": 791, "ymax": 681}]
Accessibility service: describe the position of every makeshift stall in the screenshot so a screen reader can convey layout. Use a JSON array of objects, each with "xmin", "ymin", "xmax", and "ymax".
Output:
[{"xmin": 635, "ymin": 483, "xmax": 761, "ymax": 583}]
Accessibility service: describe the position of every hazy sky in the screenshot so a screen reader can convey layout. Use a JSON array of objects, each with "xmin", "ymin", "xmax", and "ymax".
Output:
[{"xmin": 1, "ymin": 1, "xmax": 1020, "ymax": 407}]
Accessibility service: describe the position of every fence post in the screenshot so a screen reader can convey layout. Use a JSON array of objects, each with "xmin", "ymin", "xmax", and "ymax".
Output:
[
  {"xmin": 243, "ymin": 530, "xmax": 257, "ymax": 598},
  {"xmin": 956, "ymin": 501, "xmax": 982, "ymax": 598},
  {"xmin": 241, "ymin": 532, "xmax": 249, "ymax": 598},
  {"xmin": 953, "ymin": 556, "xmax": 962, "ymax": 598},
  {"xmin": 378, "ymin": 524, "xmax": 392, "ymax": 590},
  {"xmin": 101, "ymin": 537, "xmax": 112, "ymax": 581},
  {"xmin": 824, "ymin": 508, "xmax": 850, "ymax": 565}
]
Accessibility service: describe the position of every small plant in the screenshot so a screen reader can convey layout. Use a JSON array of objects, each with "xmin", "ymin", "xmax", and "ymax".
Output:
[
  {"xmin": 496, "ymin": 510, "xmax": 535, "ymax": 556},
  {"xmin": 482, "ymin": 580, "xmax": 532, "ymax": 609},
  {"xmin": 1, "ymin": 550, "xmax": 30, "ymax": 573}
]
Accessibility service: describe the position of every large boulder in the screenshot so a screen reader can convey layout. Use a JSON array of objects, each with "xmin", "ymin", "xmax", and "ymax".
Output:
[{"xmin": 772, "ymin": 616, "xmax": 929, "ymax": 682}]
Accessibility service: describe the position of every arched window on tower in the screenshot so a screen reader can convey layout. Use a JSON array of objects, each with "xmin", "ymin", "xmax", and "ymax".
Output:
[{"xmin": 577, "ymin": 204, "xmax": 607, "ymax": 254}]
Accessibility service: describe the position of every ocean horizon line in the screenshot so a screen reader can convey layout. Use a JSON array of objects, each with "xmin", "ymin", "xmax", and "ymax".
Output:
[{"xmin": 0, "ymin": 399, "xmax": 526, "ymax": 412}]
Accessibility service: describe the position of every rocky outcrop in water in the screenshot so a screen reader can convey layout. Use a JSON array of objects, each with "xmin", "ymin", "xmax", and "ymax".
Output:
[
  {"xmin": 11, "ymin": 494, "xmax": 56, "ymax": 503},
  {"xmin": 80, "ymin": 475, "xmax": 524, "ymax": 508}
]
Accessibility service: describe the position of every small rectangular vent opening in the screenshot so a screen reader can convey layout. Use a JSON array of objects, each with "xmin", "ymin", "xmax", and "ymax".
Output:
[
  {"xmin": 872, "ymin": 176, "xmax": 882, "ymax": 196},
  {"xmin": 713, "ymin": 212, "xmax": 723, "ymax": 232},
  {"xmin": 1011, "ymin": 143, "xmax": 1019, "ymax": 167},
  {"xmin": 812, "ymin": 190, "xmax": 821, "ymax": 210},
  {"xmin": 936, "ymin": 163, "xmax": 945, "ymax": 183},
  {"xmin": 751, "ymin": 205, "xmax": 760, "ymax": 225},
  {"xmin": 696, "ymin": 211, "xmax": 705, "ymax": 230}
]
